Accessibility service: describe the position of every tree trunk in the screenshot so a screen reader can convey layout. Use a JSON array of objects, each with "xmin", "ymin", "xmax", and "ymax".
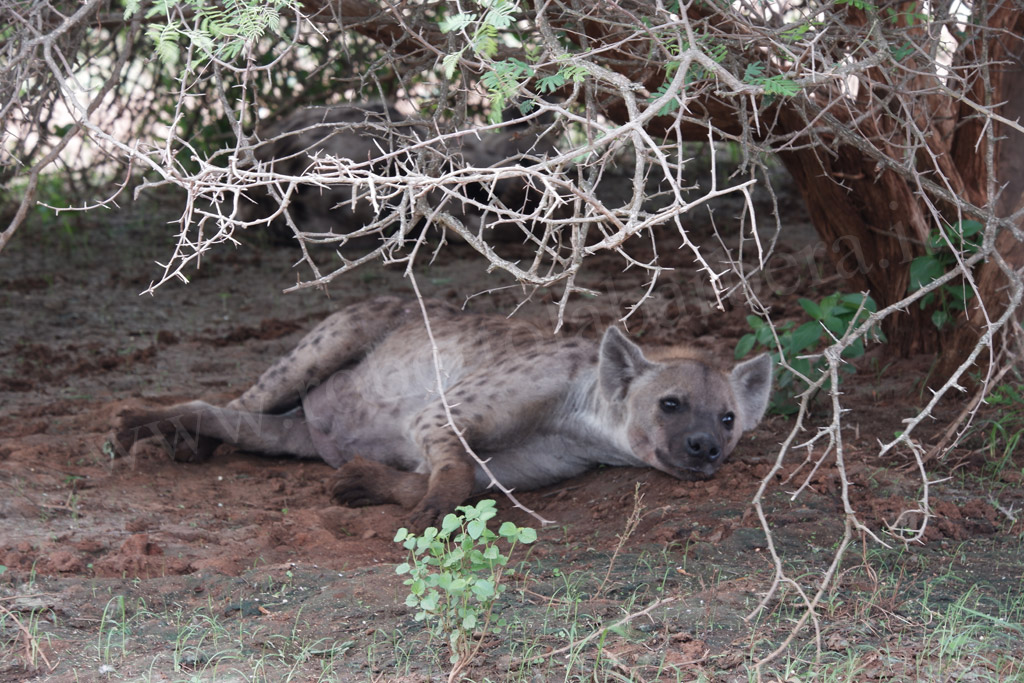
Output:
[
  {"xmin": 774, "ymin": 141, "xmax": 938, "ymax": 356},
  {"xmin": 937, "ymin": 6, "xmax": 1024, "ymax": 379}
]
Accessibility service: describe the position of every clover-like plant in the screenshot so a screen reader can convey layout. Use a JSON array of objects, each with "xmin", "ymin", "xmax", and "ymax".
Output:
[{"xmin": 394, "ymin": 499, "xmax": 537, "ymax": 673}]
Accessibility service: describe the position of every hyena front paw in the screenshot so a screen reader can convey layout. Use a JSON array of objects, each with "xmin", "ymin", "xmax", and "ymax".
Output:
[
  {"xmin": 328, "ymin": 457, "xmax": 430, "ymax": 510},
  {"xmin": 329, "ymin": 460, "xmax": 394, "ymax": 508}
]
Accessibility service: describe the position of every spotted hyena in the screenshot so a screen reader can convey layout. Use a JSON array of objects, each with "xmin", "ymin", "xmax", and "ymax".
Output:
[
  {"xmin": 238, "ymin": 104, "xmax": 559, "ymax": 244},
  {"xmin": 114, "ymin": 297, "xmax": 772, "ymax": 528}
]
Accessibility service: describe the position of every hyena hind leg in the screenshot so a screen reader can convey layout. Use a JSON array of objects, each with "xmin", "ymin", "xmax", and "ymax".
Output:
[{"xmin": 113, "ymin": 401, "xmax": 319, "ymax": 460}]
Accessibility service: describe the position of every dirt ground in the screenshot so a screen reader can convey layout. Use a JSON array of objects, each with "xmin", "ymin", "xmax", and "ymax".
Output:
[{"xmin": 2, "ymin": 193, "xmax": 1023, "ymax": 682}]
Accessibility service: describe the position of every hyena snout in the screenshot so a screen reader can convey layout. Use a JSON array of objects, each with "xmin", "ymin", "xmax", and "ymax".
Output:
[
  {"xmin": 684, "ymin": 432, "xmax": 722, "ymax": 462},
  {"xmin": 656, "ymin": 427, "xmax": 729, "ymax": 478}
]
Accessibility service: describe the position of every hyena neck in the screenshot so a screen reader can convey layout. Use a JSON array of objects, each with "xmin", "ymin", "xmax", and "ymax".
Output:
[{"xmin": 559, "ymin": 371, "xmax": 637, "ymax": 466}]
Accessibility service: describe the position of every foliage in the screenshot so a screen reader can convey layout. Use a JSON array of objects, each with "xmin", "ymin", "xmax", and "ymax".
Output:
[
  {"xmin": 736, "ymin": 292, "xmax": 884, "ymax": 414},
  {"xmin": 439, "ymin": 0, "xmax": 534, "ymax": 121},
  {"xmin": 125, "ymin": 0, "xmax": 297, "ymax": 66},
  {"xmin": 907, "ymin": 220, "xmax": 983, "ymax": 330},
  {"xmin": 394, "ymin": 500, "xmax": 537, "ymax": 667},
  {"xmin": 437, "ymin": 0, "xmax": 594, "ymax": 121}
]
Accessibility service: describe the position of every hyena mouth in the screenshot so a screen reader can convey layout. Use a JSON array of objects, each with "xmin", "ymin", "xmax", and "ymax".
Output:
[{"xmin": 654, "ymin": 450, "xmax": 717, "ymax": 481}]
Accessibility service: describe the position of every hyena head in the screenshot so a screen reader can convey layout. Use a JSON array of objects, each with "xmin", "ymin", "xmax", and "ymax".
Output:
[{"xmin": 599, "ymin": 327, "xmax": 772, "ymax": 480}]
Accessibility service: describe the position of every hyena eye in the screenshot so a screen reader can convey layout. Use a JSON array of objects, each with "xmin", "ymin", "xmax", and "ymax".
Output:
[
  {"xmin": 722, "ymin": 412, "xmax": 735, "ymax": 429},
  {"xmin": 659, "ymin": 397, "xmax": 682, "ymax": 413}
]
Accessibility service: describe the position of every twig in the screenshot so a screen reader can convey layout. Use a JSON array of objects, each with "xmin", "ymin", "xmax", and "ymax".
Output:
[{"xmin": 596, "ymin": 483, "xmax": 645, "ymax": 598}]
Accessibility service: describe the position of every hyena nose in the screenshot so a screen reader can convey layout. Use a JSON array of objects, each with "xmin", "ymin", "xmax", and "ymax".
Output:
[{"xmin": 685, "ymin": 433, "xmax": 722, "ymax": 462}]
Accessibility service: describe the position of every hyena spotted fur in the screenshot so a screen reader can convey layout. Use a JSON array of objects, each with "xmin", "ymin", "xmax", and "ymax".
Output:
[
  {"xmin": 114, "ymin": 297, "xmax": 772, "ymax": 528},
  {"xmin": 238, "ymin": 104, "xmax": 559, "ymax": 245}
]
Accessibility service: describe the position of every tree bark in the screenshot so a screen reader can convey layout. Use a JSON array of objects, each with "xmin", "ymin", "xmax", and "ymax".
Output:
[
  {"xmin": 939, "ymin": 5, "xmax": 1024, "ymax": 378},
  {"xmin": 774, "ymin": 136, "xmax": 938, "ymax": 355}
]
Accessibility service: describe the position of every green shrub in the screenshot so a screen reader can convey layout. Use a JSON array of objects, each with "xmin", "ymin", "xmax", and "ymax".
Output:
[
  {"xmin": 907, "ymin": 219, "xmax": 982, "ymax": 329},
  {"xmin": 736, "ymin": 292, "xmax": 884, "ymax": 414}
]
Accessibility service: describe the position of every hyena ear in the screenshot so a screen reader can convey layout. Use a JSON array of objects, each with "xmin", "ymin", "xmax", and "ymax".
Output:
[
  {"xmin": 730, "ymin": 353, "xmax": 773, "ymax": 431},
  {"xmin": 599, "ymin": 327, "xmax": 655, "ymax": 402}
]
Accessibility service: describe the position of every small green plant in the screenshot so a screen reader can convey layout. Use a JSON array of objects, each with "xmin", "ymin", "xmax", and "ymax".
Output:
[
  {"xmin": 394, "ymin": 499, "xmax": 537, "ymax": 673},
  {"xmin": 736, "ymin": 292, "xmax": 884, "ymax": 414},
  {"xmin": 97, "ymin": 595, "xmax": 131, "ymax": 664},
  {"xmin": 907, "ymin": 219, "xmax": 982, "ymax": 329},
  {"xmin": 977, "ymin": 379, "xmax": 1024, "ymax": 478}
]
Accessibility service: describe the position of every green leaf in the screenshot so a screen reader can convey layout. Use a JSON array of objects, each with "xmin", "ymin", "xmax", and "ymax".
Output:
[
  {"xmin": 790, "ymin": 321, "xmax": 823, "ymax": 354},
  {"xmin": 439, "ymin": 12, "xmax": 476, "ymax": 33},
  {"xmin": 782, "ymin": 22, "xmax": 812, "ymax": 42},
  {"xmin": 891, "ymin": 42, "xmax": 914, "ymax": 61},
  {"xmin": 148, "ymin": 23, "xmax": 181, "ymax": 66},
  {"xmin": 956, "ymin": 219, "xmax": 983, "ymax": 239},
  {"xmin": 840, "ymin": 292, "xmax": 876, "ymax": 313},
  {"xmin": 475, "ymin": 33, "xmax": 499, "ymax": 59},
  {"xmin": 442, "ymin": 50, "xmax": 463, "ymax": 80},
  {"xmin": 441, "ymin": 513, "xmax": 462, "ymax": 535},
  {"xmin": 537, "ymin": 73, "xmax": 565, "ymax": 94},
  {"xmin": 474, "ymin": 499, "xmax": 498, "ymax": 519},
  {"xmin": 821, "ymin": 316, "xmax": 847, "ymax": 336},
  {"xmin": 518, "ymin": 527, "xmax": 537, "ymax": 543},
  {"xmin": 735, "ymin": 333, "xmax": 756, "ymax": 359},
  {"xmin": 466, "ymin": 518, "xmax": 486, "ymax": 540},
  {"xmin": 790, "ymin": 357, "xmax": 813, "ymax": 381},
  {"xmin": 798, "ymin": 298, "xmax": 823, "ymax": 320},
  {"xmin": 483, "ymin": 0, "xmax": 516, "ymax": 29},
  {"xmin": 841, "ymin": 338, "xmax": 865, "ymax": 359},
  {"xmin": 473, "ymin": 578, "xmax": 496, "ymax": 600},
  {"xmin": 956, "ymin": 219, "xmax": 984, "ymax": 252},
  {"xmin": 932, "ymin": 309, "xmax": 950, "ymax": 329},
  {"xmin": 946, "ymin": 285, "xmax": 973, "ymax": 305},
  {"xmin": 743, "ymin": 61, "xmax": 765, "ymax": 81},
  {"xmin": 755, "ymin": 75, "xmax": 802, "ymax": 97},
  {"xmin": 755, "ymin": 324, "xmax": 775, "ymax": 346},
  {"xmin": 908, "ymin": 255, "xmax": 945, "ymax": 291}
]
